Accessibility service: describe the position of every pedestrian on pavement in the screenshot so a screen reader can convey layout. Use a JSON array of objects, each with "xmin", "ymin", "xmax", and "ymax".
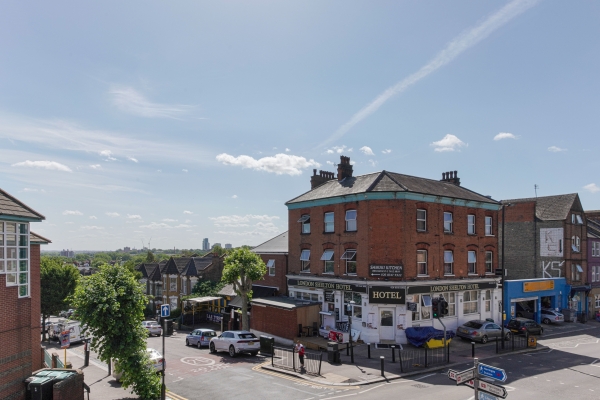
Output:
[{"xmin": 295, "ymin": 341, "xmax": 305, "ymax": 370}]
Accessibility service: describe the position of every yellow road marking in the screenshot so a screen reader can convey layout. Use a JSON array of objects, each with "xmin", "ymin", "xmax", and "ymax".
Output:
[
  {"xmin": 166, "ymin": 390, "xmax": 188, "ymax": 400},
  {"xmin": 252, "ymin": 361, "xmax": 360, "ymax": 390}
]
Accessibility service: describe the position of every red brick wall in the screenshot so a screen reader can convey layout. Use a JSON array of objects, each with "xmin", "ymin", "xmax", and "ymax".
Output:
[
  {"xmin": 255, "ymin": 253, "xmax": 288, "ymax": 294},
  {"xmin": 288, "ymin": 198, "xmax": 499, "ymax": 281},
  {"xmin": 31, "ymin": 245, "xmax": 42, "ymax": 371},
  {"xmin": 251, "ymin": 305, "xmax": 297, "ymax": 340},
  {"xmin": 52, "ymin": 371, "xmax": 84, "ymax": 400}
]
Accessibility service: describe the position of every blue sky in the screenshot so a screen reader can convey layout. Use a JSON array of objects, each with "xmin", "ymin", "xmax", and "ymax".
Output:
[{"xmin": 1, "ymin": 0, "xmax": 598, "ymax": 251}]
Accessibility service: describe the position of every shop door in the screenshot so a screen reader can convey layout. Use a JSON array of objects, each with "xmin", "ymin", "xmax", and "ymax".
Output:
[{"xmin": 379, "ymin": 309, "xmax": 395, "ymax": 341}]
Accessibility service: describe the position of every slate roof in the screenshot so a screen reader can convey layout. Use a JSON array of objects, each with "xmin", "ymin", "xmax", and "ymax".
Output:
[
  {"xmin": 286, "ymin": 171, "xmax": 498, "ymax": 205},
  {"xmin": 502, "ymin": 193, "xmax": 580, "ymax": 221},
  {"xmin": 0, "ymin": 188, "xmax": 45, "ymax": 221},
  {"xmin": 252, "ymin": 231, "xmax": 288, "ymax": 254},
  {"xmin": 30, "ymin": 231, "xmax": 51, "ymax": 244},
  {"xmin": 587, "ymin": 218, "xmax": 600, "ymax": 239},
  {"xmin": 136, "ymin": 263, "xmax": 160, "ymax": 279},
  {"xmin": 218, "ymin": 283, "xmax": 237, "ymax": 297}
]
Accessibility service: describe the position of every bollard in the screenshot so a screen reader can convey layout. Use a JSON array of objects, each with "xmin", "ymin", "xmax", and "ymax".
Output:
[
  {"xmin": 346, "ymin": 342, "xmax": 349, "ymax": 356},
  {"xmin": 471, "ymin": 342, "xmax": 475, "ymax": 358},
  {"xmin": 84, "ymin": 339, "xmax": 90, "ymax": 367},
  {"xmin": 380, "ymin": 356, "xmax": 385, "ymax": 377},
  {"xmin": 391, "ymin": 346, "xmax": 395, "ymax": 363},
  {"xmin": 496, "ymin": 336, "xmax": 499, "ymax": 354},
  {"xmin": 511, "ymin": 332, "xmax": 515, "ymax": 351},
  {"xmin": 399, "ymin": 348, "xmax": 404, "ymax": 373},
  {"xmin": 367, "ymin": 343, "xmax": 371, "ymax": 359},
  {"xmin": 447, "ymin": 339, "xmax": 450, "ymax": 364}
]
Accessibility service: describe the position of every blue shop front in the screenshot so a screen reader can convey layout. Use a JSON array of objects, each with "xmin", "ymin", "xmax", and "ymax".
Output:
[{"xmin": 503, "ymin": 278, "xmax": 569, "ymax": 324}]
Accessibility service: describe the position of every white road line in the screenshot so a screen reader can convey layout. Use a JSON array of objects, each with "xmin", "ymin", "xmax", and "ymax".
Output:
[
  {"xmin": 320, "ymin": 393, "xmax": 357, "ymax": 400},
  {"xmin": 358, "ymin": 384, "xmax": 386, "ymax": 394},
  {"xmin": 272, "ymin": 382, "xmax": 322, "ymax": 395}
]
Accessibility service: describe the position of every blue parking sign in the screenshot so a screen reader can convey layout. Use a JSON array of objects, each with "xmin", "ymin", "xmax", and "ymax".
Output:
[{"xmin": 161, "ymin": 304, "xmax": 170, "ymax": 318}]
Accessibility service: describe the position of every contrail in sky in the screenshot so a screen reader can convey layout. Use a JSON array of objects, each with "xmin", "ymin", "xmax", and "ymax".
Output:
[{"xmin": 322, "ymin": 0, "xmax": 541, "ymax": 147}]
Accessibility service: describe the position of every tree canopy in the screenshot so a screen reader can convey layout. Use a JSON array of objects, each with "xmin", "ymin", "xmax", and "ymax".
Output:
[
  {"xmin": 221, "ymin": 248, "xmax": 266, "ymax": 331},
  {"xmin": 70, "ymin": 264, "xmax": 160, "ymax": 398},
  {"xmin": 40, "ymin": 256, "xmax": 79, "ymax": 340}
]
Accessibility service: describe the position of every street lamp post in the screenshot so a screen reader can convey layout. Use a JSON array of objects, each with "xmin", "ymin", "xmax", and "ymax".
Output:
[
  {"xmin": 500, "ymin": 203, "xmax": 511, "ymax": 349},
  {"xmin": 348, "ymin": 300, "xmax": 355, "ymax": 363}
]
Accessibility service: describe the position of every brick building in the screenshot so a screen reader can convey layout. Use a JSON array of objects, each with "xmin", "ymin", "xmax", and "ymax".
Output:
[
  {"xmin": 587, "ymin": 218, "xmax": 600, "ymax": 317},
  {"xmin": 284, "ymin": 156, "xmax": 501, "ymax": 345},
  {"xmin": 251, "ymin": 231, "xmax": 288, "ymax": 296},
  {"xmin": 499, "ymin": 194, "xmax": 588, "ymax": 320},
  {"xmin": 0, "ymin": 188, "xmax": 46, "ymax": 400}
]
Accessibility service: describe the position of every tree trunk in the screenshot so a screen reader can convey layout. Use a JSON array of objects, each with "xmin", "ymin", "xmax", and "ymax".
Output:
[{"xmin": 241, "ymin": 290, "xmax": 249, "ymax": 331}]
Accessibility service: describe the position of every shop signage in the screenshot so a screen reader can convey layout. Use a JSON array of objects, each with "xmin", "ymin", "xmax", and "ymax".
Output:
[
  {"xmin": 523, "ymin": 280, "xmax": 555, "ymax": 292},
  {"xmin": 324, "ymin": 291, "xmax": 335, "ymax": 302},
  {"xmin": 407, "ymin": 281, "xmax": 497, "ymax": 295},
  {"xmin": 288, "ymin": 278, "xmax": 367, "ymax": 293},
  {"xmin": 369, "ymin": 286, "xmax": 405, "ymax": 304},
  {"xmin": 369, "ymin": 264, "xmax": 403, "ymax": 278}
]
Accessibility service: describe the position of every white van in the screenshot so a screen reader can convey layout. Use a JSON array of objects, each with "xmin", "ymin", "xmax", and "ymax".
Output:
[{"xmin": 49, "ymin": 319, "xmax": 87, "ymax": 344}]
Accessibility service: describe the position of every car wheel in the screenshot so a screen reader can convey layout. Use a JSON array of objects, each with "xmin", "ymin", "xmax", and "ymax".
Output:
[
  {"xmin": 229, "ymin": 345, "xmax": 236, "ymax": 358},
  {"xmin": 542, "ymin": 318, "xmax": 550, "ymax": 325},
  {"xmin": 210, "ymin": 342, "xmax": 216, "ymax": 354},
  {"xmin": 481, "ymin": 335, "xmax": 488, "ymax": 344},
  {"xmin": 185, "ymin": 339, "xmax": 189, "ymax": 346},
  {"xmin": 197, "ymin": 341, "xmax": 202, "ymax": 349},
  {"xmin": 250, "ymin": 351, "xmax": 258, "ymax": 356}
]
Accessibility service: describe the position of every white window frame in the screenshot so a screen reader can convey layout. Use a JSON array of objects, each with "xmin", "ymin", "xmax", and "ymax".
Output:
[
  {"xmin": 484, "ymin": 290, "xmax": 491, "ymax": 312},
  {"xmin": 444, "ymin": 250, "xmax": 453, "ymax": 275},
  {"xmin": 572, "ymin": 236, "xmax": 581, "ymax": 252},
  {"xmin": 485, "ymin": 251, "xmax": 493, "ymax": 274},
  {"xmin": 345, "ymin": 210, "xmax": 357, "ymax": 232},
  {"xmin": 267, "ymin": 259, "xmax": 275, "ymax": 276},
  {"xmin": 169, "ymin": 296, "xmax": 178, "ymax": 309},
  {"xmin": 170, "ymin": 276, "xmax": 177, "ymax": 292},
  {"xmin": 0, "ymin": 222, "xmax": 30, "ymax": 298},
  {"xmin": 595, "ymin": 294, "xmax": 600, "ymax": 308},
  {"xmin": 468, "ymin": 251, "xmax": 477, "ymax": 275},
  {"xmin": 300, "ymin": 249, "xmax": 311, "ymax": 272},
  {"xmin": 181, "ymin": 276, "xmax": 187, "ymax": 295},
  {"xmin": 298, "ymin": 215, "xmax": 311, "ymax": 234},
  {"xmin": 593, "ymin": 242, "xmax": 600, "ymax": 257},
  {"xmin": 577, "ymin": 215, "xmax": 583, "ymax": 224},
  {"xmin": 417, "ymin": 209, "xmax": 427, "ymax": 232},
  {"xmin": 485, "ymin": 216, "xmax": 493, "ymax": 236},
  {"xmin": 444, "ymin": 212, "xmax": 453, "ymax": 233},
  {"xmin": 468, "ymin": 214, "xmax": 476, "ymax": 235},
  {"xmin": 411, "ymin": 294, "xmax": 421, "ymax": 321},
  {"xmin": 421, "ymin": 295, "xmax": 432, "ymax": 320},
  {"xmin": 324, "ymin": 212, "xmax": 334, "ymax": 233},
  {"xmin": 463, "ymin": 290, "xmax": 479, "ymax": 314},
  {"xmin": 417, "ymin": 250, "xmax": 428, "ymax": 276},
  {"xmin": 321, "ymin": 250, "xmax": 334, "ymax": 274},
  {"xmin": 341, "ymin": 250, "xmax": 357, "ymax": 275}
]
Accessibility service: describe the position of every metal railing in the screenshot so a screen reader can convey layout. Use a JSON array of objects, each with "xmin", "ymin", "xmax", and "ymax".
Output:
[
  {"xmin": 271, "ymin": 346, "xmax": 322, "ymax": 376},
  {"xmin": 496, "ymin": 332, "xmax": 532, "ymax": 353},
  {"xmin": 43, "ymin": 348, "xmax": 52, "ymax": 368},
  {"xmin": 398, "ymin": 345, "xmax": 449, "ymax": 373}
]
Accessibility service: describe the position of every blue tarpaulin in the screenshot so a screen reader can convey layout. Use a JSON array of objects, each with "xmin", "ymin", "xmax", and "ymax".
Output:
[{"xmin": 405, "ymin": 327, "xmax": 455, "ymax": 347}]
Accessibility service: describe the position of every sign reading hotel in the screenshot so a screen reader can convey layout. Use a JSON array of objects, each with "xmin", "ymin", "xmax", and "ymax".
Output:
[
  {"xmin": 407, "ymin": 281, "xmax": 497, "ymax": 294},
  {"xmin": 369, "ymin": 264, "xmax": 403, "ymax": 278},
  {"xmin": 287, "ymin": 278, "xmax": 367, "ymax": 293},
  {"xmin": 369, "ymin": 286, "xmax": 405, "ymax": 304}
]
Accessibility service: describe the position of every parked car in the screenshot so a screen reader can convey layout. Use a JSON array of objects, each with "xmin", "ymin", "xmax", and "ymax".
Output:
[
  {"xmin": 456, "ymin": 320, "xmax": 509, "ymax": 343},
  {"xmin": 506, "ymin": 318, "xmax": 543, "ymax": 335},
  {"xmin": 541, "ymin": 309, "xmax": 564, "ymax": 324},
  {"xmin": 142, "ymin": 321, "xmax": 162, "ymax": 337},
  {"xmin": 186, "ymin": 328, "xmax": 217, "ymax": 348},
  {"xmin": 209, "ymin": 330, "xmax": 259, "ymax": 357},
  {"xmin": 515, "ymin": 303, "xmax": 535, "ymax": 319},
  {"xmin": 112, "ymin": 348, "xmax": 164, "ymax": 381}
]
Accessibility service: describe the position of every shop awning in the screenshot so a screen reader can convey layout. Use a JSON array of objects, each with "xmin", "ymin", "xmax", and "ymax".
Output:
[
  {"xmin": 570, "ymin": 285, "xmax": 591, "ymax": 294},
  {"xmin": 186, "ymin": 296, "xmax": 221, "ymax": 304}
]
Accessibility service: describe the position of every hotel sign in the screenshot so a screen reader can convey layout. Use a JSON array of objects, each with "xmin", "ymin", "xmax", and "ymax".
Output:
[
  {"xmin": 369, "ymin": 264, "xmax": 403, "ymax": 278},
  {"xmin": 524, "ymin": 280, "xmax": 555, "ymax": 292},
  {"xmin": 407, "ymin": 281, "xmax": 497, "ymax": 294},
  {"xmin": 369, "ymin": 286, "xmax": 405, "ymax": 304},
  {"xmin": 288, "ymin": 278, "xmax": 367, "ymax": 293}
]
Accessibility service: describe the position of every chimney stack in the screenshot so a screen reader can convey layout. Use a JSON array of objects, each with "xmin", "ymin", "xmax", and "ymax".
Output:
[
  {"xmin": 440, "ymin": 170, "xmax": 461, "ymax": 185},
  {"xmin": 310, "ymin": 168, "xmax": 336, "ymax": 189},
  {"xmin": 337, "ymin": 156, "xmax": 353, "ymax": 181}
]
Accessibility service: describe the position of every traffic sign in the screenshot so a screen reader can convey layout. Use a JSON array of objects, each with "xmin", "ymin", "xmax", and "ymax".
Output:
[
  {"xmin": 161, "ymin": 304, "xmax": 171, "ymax": 318},
  {"xmin": 455, "ymin": 368, "xmax": 475, "ymax": 385},
  {"xmin": 447, "ymin": 369, "xmax": 458, "ymax": 381},
  {"xmin": 478, "ymin": 363, "xmax": 507, "ymax": 382},
  {"xmin": 478, "ymin": 392, "xmax": 499, "ymax": 400},
  {"xmin": 478, "ymin": 380, "xmax": 508, "ymax": 399},
  {"xmin": 60, "ymin": 331, "xmax": 71, "ymax": 349}
]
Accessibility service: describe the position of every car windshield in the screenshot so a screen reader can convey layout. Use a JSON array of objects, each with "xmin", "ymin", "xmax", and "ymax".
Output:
[
  {"xmin": 238, "ymin": 333, "xmax": 257, "ymax": 339},
  {"xmin": 463, "ymin": 321, "xmax": 483, "ymax": 329},
  {"xmin": 203, "ymin": 331, "xmax": 216, "ymax": 337}
]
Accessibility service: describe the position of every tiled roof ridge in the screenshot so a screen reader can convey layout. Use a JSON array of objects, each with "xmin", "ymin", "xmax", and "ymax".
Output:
[
  {"xmin": 0, "ymin": 187, "xmax": 46, "ymax": 220},
  {"xmin": 501, "ymin": 193, "xmax": 578, "ymax": 204},
  {"xmin": 251, "ymin": 231, "xmax": 288, "ymax": 249},
  {"xmin": 285, "ymin": 172, "xmax": 381, "ymax": 204}
]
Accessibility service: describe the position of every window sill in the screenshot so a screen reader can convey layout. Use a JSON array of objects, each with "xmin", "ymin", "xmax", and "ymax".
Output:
[
  {"xmin": 300, "ymin": 232, "xmax": 311, "ymax": 235},
  {"xmin": 485, "ymin": 272, "xmax": 494, "ymax": 275},
  {"xmin": 468, "ymin": 273, "xmax": 478, "ymax": 276},
  {"xmin": 344, "ymin": 273, "xmax": 358, "ymax": 276},
  {"xmin": 416, "ymin": 230, "xmax": 428, "ymax": 233},
  {"xmin": 300, "ymin": 271, "xmax": 311, "ymax": 274},
  {"xmin": 485, "ymin": 234, "xmax": 495, "ymax": 237},
  {"xmin": 444, "ymin": 231, "xmax": 454, "ymax": 235},
  {"xmin": 468, "ymin": 233, "xmax": 477, "ymax": 236},
  {"xmin": 417, "ymin": 275, "xmax": 429, "ymax": 278},
  {"xmin": 444, "ymin": 274, "xmax": 455, "ymax": 277},
  {"xmin": 323, "ymin": 231, "xmax": 335, "ymax": 234},
  {"xmin": 269, "ymin": 274, "xmax": 276, "ymax": 277},
  {"xmin": 323, "ymin": 272, "xmax": 335, "ymax": 275}
]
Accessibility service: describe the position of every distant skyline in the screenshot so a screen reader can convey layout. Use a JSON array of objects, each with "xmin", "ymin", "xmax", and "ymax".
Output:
[{"xmin": 1, "ymin": 1, "xmax": 599, "ymax": 250}]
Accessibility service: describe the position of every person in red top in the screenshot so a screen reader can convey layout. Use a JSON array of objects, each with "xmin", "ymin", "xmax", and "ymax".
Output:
[{"xmin": 295, "ymin": 340, "xmax": 305, "ymax": 369}]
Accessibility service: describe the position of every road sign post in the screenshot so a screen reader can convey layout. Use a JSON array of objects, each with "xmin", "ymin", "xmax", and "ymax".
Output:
[
  {"xmin": 161, "ymin": 304, "xmax": 170, "ymax": 318},
  {"xmin": 449, "ymin": 360, "xmax": 508, "ymax": 399},
  {"xmin": 478, "ymin": 362, "xmax": 508, "ymax": 382},
  {"xmin": 455, "ymin": 367, "xmax": 475, "ymax": 385}
]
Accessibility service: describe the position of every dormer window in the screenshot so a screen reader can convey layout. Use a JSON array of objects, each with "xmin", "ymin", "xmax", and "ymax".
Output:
[{"xmin": 298, "ymin": 215, "xmax": 310, "ymax": 234}]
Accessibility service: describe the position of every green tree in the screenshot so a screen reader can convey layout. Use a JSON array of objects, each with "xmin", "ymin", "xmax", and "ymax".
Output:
[
  {"xmin": 70, "ymin": 264, "xmax": 160, "ymax": 399},
  {"xmin": 221, "ymin": 248, "xmax": 266, "ymax": 331},
  {"xmin": 190, "ymin": 279, "xmax": 225, "ymax": 298},
  {"xmin": 145, "ymin": 250, "xmax": 155, "ymax": 263},
  {"xmin": 91, "ymin": 253, "xmax": 111, "ymax": 269},
  {"xmin": 40, "ymin": 256, "xmax": 79, "ymax": 341}
]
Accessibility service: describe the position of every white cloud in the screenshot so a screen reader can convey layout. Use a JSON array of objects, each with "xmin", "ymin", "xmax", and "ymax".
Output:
[
  {"xmin": 183, "ymin": 210, "xmax": 193, "ymax": 215},
  {"xmin": 360, "ymin": 146, "xmax": 375, "ymax": 156},
  {"xmin": 285, "ymin": 148, "xmax": 290, "ymax": 152},
  {"xmin": 65, "ymin": 222, "xmax": 74, "ymax": 225},
  {"xmin": 185, "ymin": 219, "xmax": 192, "ymax": 223},
  {"xmin": 368, "ymin": 159, "xmax": 377, "ymax": 167},
  {"xmin": 326, "ymin": 161, "xmax": 335, "ymax": 166},
  {"xmin": 90, "ymin": 164, "xmax": 102, "ymax": 169},
  {"xmin": 11, "ymin": 160, "xmax": 72, "ymax": 172},
  {"xmin": 548, "ymin": 146, "xmax": 567, "ymax": 152},
  {"xmin": 326, "ymin": 149, "xmax": 334, "ymax": 154},
  {"xmin": 109, "ymin": 85, "xmax": 193, "ymax": 119},
  {"xmin": 127, "ymin": 214, "xmax": 142, "ymax": 219},
  {"xmin": 89, "ymin": 216, "xmax": 97, "ymax": 220},
  {"xmin": 430, "ymin": 134, "xmax": 467, "ymax": 152},
  {"xmin": 382, "ymin": 149, "xmax": 392, "ymax": 154},
  {"xmin": 100, "ymin": 150, "xmax": 117, "ymax": 161},
  {"xmin": 182, "ymin": 169, "xmax": 188, "ymax": 173},
  {"xmin": 62, "ymin": 210, "xmax": 83, "ymax": 216},
  {"xmin": 139, "ymin": 222, "xmax": 172, "ymax": 229},
  {"xmin": 162, "ymin": 218, "xmax": 177, "ymax": 222},
  {"xmin": 494, "ymin": 132, "xmax": 517, "ymax": 141},
  {"xmin": 584, "ymin": 183, "xmax": 600, "ymax": 193},
  {"xmin": 232, "ymin": 195, "xmax": 238, "ymax": 199},
  {"xmin": 127, "ymin": 156, "xmax": 138, "ymax": 163},
  {"xmin": 105, "ymin": 212, "xmax": 120, "ymax": 217},
  {"xmin": 23, "ymin": 188, "xmax": 45, "ymax": 192},
  {"xmin": 81, "ymin": 225, "xmax": 104, "ymax": 230},
  {"xmin": 157, "ymin": 170, "xmax": 162, "ymax": 173},
  {"xmin": 210, "ymin": 214, "xmax": 280, "ymax": 228},
  {"xmin": 216, "ymin": 153, "xmax": 320, "ymax": 176},
  {"xmin": 174, "ymin": 224, "xmax": 194, "ymax": 229},
  {"xmin": 324, "ymin": 0, "xmax": 540, "ymax": 146}
]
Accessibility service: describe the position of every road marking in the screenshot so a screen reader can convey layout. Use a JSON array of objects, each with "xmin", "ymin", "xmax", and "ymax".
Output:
[
  {"xmin": 252, "ymin": 362, "xmax": 359, "ymax": 390},
  {"xmin": 272, "ymin": 382, "xmax": 325, "ymax": 395},
  {"xmin": 320, "ymin": 393, "xmax": 358, "ymax": 400},
  {"xmin": 166, "ymin": 390, "xmax": 188, "ymax": 400}
]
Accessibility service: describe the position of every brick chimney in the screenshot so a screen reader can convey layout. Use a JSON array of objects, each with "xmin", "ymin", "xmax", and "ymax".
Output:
[
  {"xmin": 310, "ymin": 169, "xmax": 336, "ymax": 189},
  {"xmin": 440, "ymin": 170, "xmax": 461, "ymax": 185},
  {"xmin": 337, "ymin": 156, "xmax": 353, "ymax": 181}
]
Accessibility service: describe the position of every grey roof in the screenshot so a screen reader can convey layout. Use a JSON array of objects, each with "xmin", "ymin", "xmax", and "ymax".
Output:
[
  {"xmin": 218, "ymin": 283, "xmax": 237, "ymax": 297},
  {"xmin": 588, "ymin": 218, "xmax": 600, "ymax": 239},
  {"xmin": 251, "ymin": 296, "xmax": 320, "ymax": 309},
  {"xmin": 0, "ymin": 188, "xmax": 45, "ymax": 221},
  {"xmin": 136, "ymin": 263, "xmax": 159, "ymax": 279},
  {"xmin": 286, "ymin": 171, "xmax": 498, "ymax": 205},
  {"xmin": 30, "ymin": 231, "xmax": 51, "ymax": 244},
  {"xmin": 502, "ymin": 193, "xmax": 580, "ymax": 221},
  {"xmin": 252, "ymin": 231, "xmax": 288, "ymax": 254}
]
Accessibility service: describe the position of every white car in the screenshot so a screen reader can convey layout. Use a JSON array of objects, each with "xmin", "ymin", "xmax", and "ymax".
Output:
[
  {"xmin": 112, "ymin": 348, "xmax": 165, "ymax": 381},
  {"xmin": 142, "ymin": 321, "xmax": 162, "ymax": 337},
  {"xmin": 209, "ymin": 330, "xmax": 259, "ymax": 357}
]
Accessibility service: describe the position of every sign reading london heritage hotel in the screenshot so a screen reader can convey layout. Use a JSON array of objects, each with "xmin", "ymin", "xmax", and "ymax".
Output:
[
  {"xmin": 369, "ymin": 264, "xmax": 403, "ymax": 278},
  {"xmin": 287, "ymin": 278, "xmax": 367, "ymax": 293}
]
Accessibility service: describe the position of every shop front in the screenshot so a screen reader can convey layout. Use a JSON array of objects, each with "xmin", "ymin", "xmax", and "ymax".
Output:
[{"xmin": 504, "ymin": 278, "xmax": 569, "ymax": 323}]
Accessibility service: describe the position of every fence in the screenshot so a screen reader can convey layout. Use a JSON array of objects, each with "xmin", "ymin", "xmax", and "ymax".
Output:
[
  {"xmin": 271, "ymin": 346, "xmax": 322, "ymax": 376},
  {"xmin": 496, "ymin": 332, "xmax": 531, "ymax": 353},
  {"xmin": 398, "ymin": 345, "xmax": 449, "ymax": 373},
  {"xmin": 43, "ymin": 348, "xmax": 52, "ymax": 368}
]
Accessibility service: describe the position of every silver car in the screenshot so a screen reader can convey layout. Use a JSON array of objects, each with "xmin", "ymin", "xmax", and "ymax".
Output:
[
  {"xmin": 541, "ymin": 309, "xmax": 564, "ymax": 324},
  {"xmin": 209, "ymin": 330, "xmax": 259, "ymax": 357},
  {"xmin": 185, "ymin": 328, "xmax": 217, "ymax": 348},
  {"xmin": 456, "ymin": 320, "xmax": 510, "ymax": 343},
  {"xmin": 142, "ymin": 321, "xmax": 162, "ymax": 337}
]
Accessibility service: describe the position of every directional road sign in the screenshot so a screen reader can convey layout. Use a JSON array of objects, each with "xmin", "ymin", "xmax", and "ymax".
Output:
[
  {"xmin": 161, "ymin": 304, "xmax": 171, "ymax": 318},
  {"xmin": 455, "ymin": 368, "xmax": 475, "ymax": 385},
  {"xmin": 478, "ymin": 380, "xmax": 508, "ymax": 399},
  {"xmin": 478, "ymin": 392, "xmax": 499, "ymax": 400},
  {"xmin": 447, "ymin": 369, "xmax": 458, "ymax": 381},
  {"xmin": 478, "ymin": 363, "xmax": 507, "ymax": 382}
]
